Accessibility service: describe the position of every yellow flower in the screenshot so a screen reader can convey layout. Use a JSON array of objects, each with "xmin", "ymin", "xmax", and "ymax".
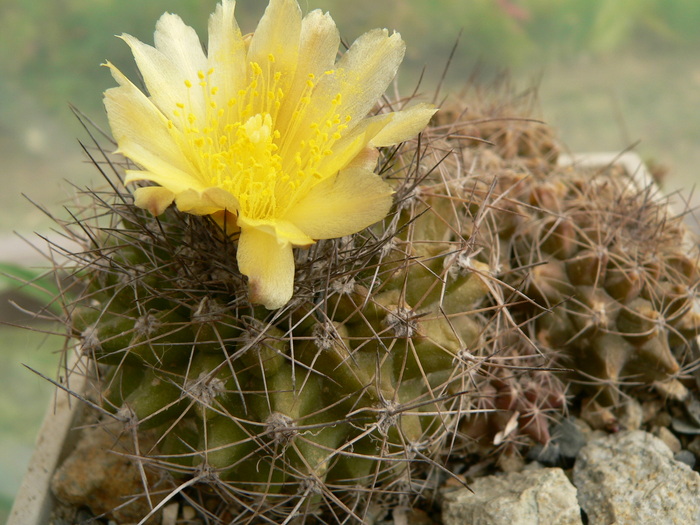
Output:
[{"xmin": 104, "ymin": 0, "xmax": 436, "ymax": 309}]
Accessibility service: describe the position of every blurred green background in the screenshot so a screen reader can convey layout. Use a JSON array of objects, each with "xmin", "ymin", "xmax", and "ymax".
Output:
[{"xmin": 1, "ymin": 0, "xmax": 699, "ymax": 520}]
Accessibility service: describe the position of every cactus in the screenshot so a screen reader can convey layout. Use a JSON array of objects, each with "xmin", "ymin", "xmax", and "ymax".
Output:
[
  {"xmin": 45, "ymin": 5, "xmax": 700, "ymax": 522},
  {"xmin": 58, "ymin": 111, "xmax": 514, "ymax": 522},
  {"xmin": 50, "ymin": 1, "xmax": 521, "ymax": 522},
  {"xmin": 436, "ymin": 85, "xmax": 700, "ymax": 443},
  {"xmin": 509, "ymin": 163, "xmax": 699, "ymax": 406}
]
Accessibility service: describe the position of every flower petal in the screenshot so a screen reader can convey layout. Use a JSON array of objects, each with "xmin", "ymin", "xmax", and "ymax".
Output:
[
  {"xmin": 237, "ymin": 215, "xmax": 314, "ymax": 246},
  {"xmin": 237, "ymin": 226, "xmax": 295, "ymax": 310},
  {"xmin": 119, "ymin": 32, "xmax": 203, "ymax": 119},
  {"xmin": 311, "ymin": 29, "xmax": 405, "ymax": 129},
  {"xmin": 298, "ymin": 9, "xmax": 341, "ymax": 81},
  {"xmin": 133, "ymin": 186, "xmax": 175, "ymax": 216},
  {"xmin": 175, "ymin": 187, "xmax": 240, "ymax": 215},
  {"xmin": 207, "ymin": 0, "xmax": 247, "ymax": 108},
  {"xmin": 121, "ymin": 141, "xmax": 205, "ymax": 194},
  {"xmin": 154, "ymin": 12, "xmax": 208, "ymax": 84},
  {"xmin": 104, "ymin": 63, "xmax": 193, "ymax": 173},
  {"xmin": 284, "ymin": 167, "xmax": 394, "ymax": 239},
  {"xmin": 276, "ymin": 9, "xmax": 340, "ymax": 135},
  {"xmin": 314, "ymin": 115, "xmax": 392, "ymax": 178},
  {"xmin": 247, "ymin": 0, "xmax": 301, "ymax": 75},
  {"xmin": 210, "ymin": 210, "xmax": 240, "ymax": 235},
  {"xmin": 311, "ymin": 104, "xmax": 436, "ymax": 177},
  {"xmin": 369, "ymin": 103, "xmax": 438, "ymax": 147},
  {"xmin": 345, "ymin": 147, "xmax": 379, "ymax": 172}
]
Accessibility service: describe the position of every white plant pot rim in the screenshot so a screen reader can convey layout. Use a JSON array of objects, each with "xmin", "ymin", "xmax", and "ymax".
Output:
[
  {"xmin": 557, "ymin": 151, "xmax": 656, "ymax": 190},
  {"xmin": 8, "ymin": 353, "xmax": 87, "ymax": 525}
]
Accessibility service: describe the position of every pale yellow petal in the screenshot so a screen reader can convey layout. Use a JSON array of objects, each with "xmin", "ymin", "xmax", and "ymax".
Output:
[
  {"xmin": 276, "ymin": 9, "xmax": 340, "ymax": 134},
  {"xmin": 285, "ymin": 75, "xmax": 404, "ymax": 177},
  {"xmin": 207, "ymin": 0, "xmax": 247, "ymax": 109},
  {"xmin": 237, "ymin": 226, "xmax": 295, "ymax": 310},
  {"xmin": 247, "ymin": 0, "xmax": 301, "ymax": 75},
  {"xmin": 284, "ymin": 167, "xmax": 394, "ymax": 239},
  {"xmin": 237, "ymin": 216, "xmax": 314, "ymax": 246},
  {"xmin": 312, "ymin": 105, "xmax": 434, "ymax": 177},
  {"xmin": 125, "ymin": 170, "xmax": 201, "ymax": 198},
  {"xmin": 369, "ymin": 103, "xmax": 438, "ymax": 147},
  {"xmin": 345, "ymin": 147, "xmax": 379, "ymax": 172},
  {"xmin": 153, "ymin": 13, "xmax": 208, "ymax": 85},
  {"xmin": 210, "ymin": 210, "xmax": 240, "ymax": 235},
  {"xmin": 133, "ymin": 186, "xmax": 175, "ymax": 216},
  {"xmin": 121, "ymin": 139, "xmax": 207, "ymax": 193},
  {"xmin": 334, "ymin": 28, "xmax": 404, "ymax": 116},
  {"xmin": 299, "ymin": 10, "xmax": 340, "ymax": 79},
  {"xmin": 104, "ymin": 63, "xmax": 193, "ymax": 172},
  {"xmin": 119, "ymin": 33, "xmax": 203, "ymax": 119},
  {"xmin": 304, "ymin": 29, "xmax": 404, "ymax": 133},
  {"xmin": 175, "ymin": 187, "xmax": 239, "ymax": 215},
  {"xmin": 314, "ymin": 115, "xmax": 391, "ymax": 177}
]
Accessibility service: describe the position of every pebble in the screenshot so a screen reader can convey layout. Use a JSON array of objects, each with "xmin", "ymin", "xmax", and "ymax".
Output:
[
  {"xmin": 527, "ymin": 417, "xmax": 587, "ymax": 468},
  {"xmin": 580, "ymin": 398, "xmax": 617, "ymax": 431},
  {"xmin": 441, "ymin": 467, "xmax": 582, "ymax": 525},
  {"xmin": 51, "ymin": 421, "xmax": 165, "ymax": 524},
  {"xmin": 641, "ymin": 399, "xmax": 664, "ymax": 424},
  {"xmin": 674, "ymin": 449, "xmax": 696, "ymax": 469},
  {"xmin": 162, "ymin": 503, "xmax": 179, "ymax": 525},
  {"xmin": 653, "ymin": 425, "xmax": 682, "ymax": 453},
  {"xmin": 651, "ymin": 409, "xmax": 673, "ymax": 428},
  {"xmin": 390, "ymin": 507, "xmax": 434, "ymax": 525},
  {"xmin": 688, "ymin": 435, "xmax": 700, "ymax": 458},
  {"xmin": 684, "ymin": 396, "xmax": 700, "ymax": 426},
  {"xmin": 617, "ymin": 398, "xmax": 642, "ymax": 430},
  {"xmin": 671, "ymin": 417, "xmax": 700, "ymax": 435},
  {"xmin": 182, "ymin": 506, "xmax": 197, "ymax": 521},
  {"xmin": 574, "ymin": 430, "xmax": 700, "ymax": 525}
]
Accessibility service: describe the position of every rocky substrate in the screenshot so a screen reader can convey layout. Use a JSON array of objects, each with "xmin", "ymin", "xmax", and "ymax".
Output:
[
  {"xmin": 51, "ymin": 409, "xmax": 700, "ymax": 524},
  {"xmin": 441, "ymin": 430, "xmax": 700, "ymax": 525}
]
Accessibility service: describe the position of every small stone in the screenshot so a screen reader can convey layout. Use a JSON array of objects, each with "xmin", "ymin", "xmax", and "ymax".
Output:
[
  {"xmin": 675, "ymin": 450, "xmax": 696, "ymax": 469},
  {"xmin": 684, "ymin": 396, "xmax": 700, "ymax": 426},
  {"xmin": 651, "ymin": 410, "xmax": 673, "ymax": 428},
  {"xmin": 671, "ymin": 417, "xmax": 700, "ymax": 435},
  {"xmin": 496, "ymin": 450, "xmax": 525, "ymax": 473},
  {"xmin": 617, "ymin": 398, "xmax": 643, "ymax": 430},
  {"xmin": 51, "ymin": 421, "xmax": 167, "ymax": 524},
  {"xmin": 441, "ymin": 468, "xmax": 582, "ymax": 525},
  {"xmin": 653, "ymin": 426, "xmax": 682, "ymax": 454},
  {"xmin": 688, "ymin": 435, "xmax": 700, "ymax": 458},
  {"xmin": 182, "ymin": 506, "xmax": 197, "ymax": 521},
  {"xmin": 555, "ymin": 418, "xmax": 588, "ymax": 460},
  {"xmin": 528, "ymin": 444, "xmax": 559, "ymax": 467},
  {"xmin": 580, "ymin": 398, "xmax": 617, "ymax": 431},
  {"xmin": 641, "ymin": 399, "xmax": 664, "ymax": 424},
  {"xmin": 574, "ymin": 430, "xmax": 700, "ymax": 525},
  {"xmin": 528, "ymin": 417, "xmax": 587, "ymax": 468},
  {"xmin": 391, "ymin": 506, "xmax": 433, "ymax": 525},
  {"xmin": 443, "ymin": 474, "xmax": 468, "ymax": 488},
  {"xmin": 162, "ymin": 503, "xmax": 179, "ymax": 525}
]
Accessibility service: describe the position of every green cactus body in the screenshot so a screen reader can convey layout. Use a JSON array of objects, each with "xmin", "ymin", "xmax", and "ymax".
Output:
[
  {"xmin": 503, "ymin": 166, "xmax": 699, "ymax": 406},
  {"xmin": 62, "ymin": 144, "xmax": 498, "ymax": 521},
  {"xmin": 434, "ymin": 88, "xmax": 698, "ymax": 448}
]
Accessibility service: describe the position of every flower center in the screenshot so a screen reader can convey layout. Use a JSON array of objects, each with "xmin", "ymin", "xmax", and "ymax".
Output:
[{"xmin": 169, "ymin": 56, "xmax": 351, "ymax": 221}]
